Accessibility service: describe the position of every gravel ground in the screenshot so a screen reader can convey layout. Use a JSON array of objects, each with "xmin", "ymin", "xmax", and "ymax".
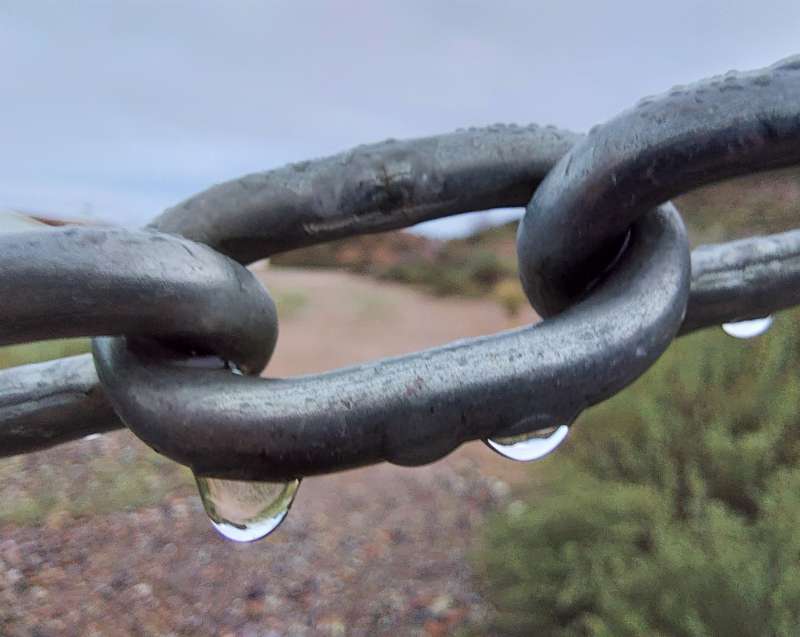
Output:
[{"xmin": 0, "ymin": 436, "xmax": 520, "ymax": 636}]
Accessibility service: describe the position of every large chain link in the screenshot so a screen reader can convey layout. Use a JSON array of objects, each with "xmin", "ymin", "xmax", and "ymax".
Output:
[{"xmin": 1, "ymin": 56, "xmax": 799, "ymax": 484}]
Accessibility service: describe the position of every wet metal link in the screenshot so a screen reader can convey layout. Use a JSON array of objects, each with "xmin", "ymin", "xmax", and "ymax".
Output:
[{"xmin": 1, "ymin": 56, "xmax": 800, "ymax": 492}]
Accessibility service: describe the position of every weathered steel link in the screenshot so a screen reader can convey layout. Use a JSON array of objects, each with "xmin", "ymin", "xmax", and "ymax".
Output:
[
  {"xmin": 0, "ymin": 227, "xmax": 278, "ymax": 371},
  {"xmin": 0, "ymin": 355, "xmax": 118, "ymax": 455},
  {"xmin": 150, "ymin": 125, "xmax": 581, "ymax": 264},
  {"xmin": 0, "ymin": 227, "xmax": 278, "ymax": 456},
  {"xmin": 682, "ymin": 229, "xmax": 800, "ymax": 334},
  {"xmin": 93, "ymin": 205, "xmax": 689, "ymax": 480},
  {"xmin": 1, "ymin": 55, "xmax": 799, "ymax": 480},
  {"xmin": 518, "ymin": 55, "xmax": 800, "ymax": 317}
]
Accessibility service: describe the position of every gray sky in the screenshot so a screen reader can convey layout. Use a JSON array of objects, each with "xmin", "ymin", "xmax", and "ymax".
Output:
[{"xmin": 1, "ymin": 1, "xmax": 798, "ymax": 237}]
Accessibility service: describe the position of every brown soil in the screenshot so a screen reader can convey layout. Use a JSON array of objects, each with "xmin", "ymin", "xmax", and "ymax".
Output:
[{"xmin": 0, "ymin": 267, "xmax": 542, "ymax": 637}]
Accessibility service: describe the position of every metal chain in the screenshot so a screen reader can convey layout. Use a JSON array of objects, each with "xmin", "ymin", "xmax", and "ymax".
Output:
[
  {"xmin": 1, "ymin": 56, "xmax": 799, "ymax": 484},
  {"xmin": 0, "ymin": 227, "xmax": 277, "ymax": 456},
  {"xmin": 518, "ymin": 56, "xmax": 800, "ymax": 317},
  {"xmin": 93, "ymin": 205, "xmax": 689, "ymax": 479}
]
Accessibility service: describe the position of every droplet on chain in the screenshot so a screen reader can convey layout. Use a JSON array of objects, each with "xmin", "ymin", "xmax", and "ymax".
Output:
[
  {"xmin": 721, "ymin": 315, "xmax": 773, "ymax": 339},
  {"xmin": 485, "ymin": 424, "xmax": 570, "ymax": 462},
  {"xmin": 226, "ymin": 361, "xmax": 244, "ymax": 375},
  {"xmin": 194, "ymin": 475, "xmax": 301, "ymax": 542}
]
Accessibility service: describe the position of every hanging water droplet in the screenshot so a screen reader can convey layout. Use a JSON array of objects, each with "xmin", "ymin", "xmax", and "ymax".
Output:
[
  {"xmin": 194, "ymin": 475, "xmax": 301, "ymax": 542},
  {"xmin": 485, "ymin": 424, "xmax": 570, "ymax": 462},
  {"xmin": 722, "ymin": 315, "xmax": 773, "ymax": 339},
  {"xmin": 226, "ymin": 361, "xmax": 244, "ymax": 375}
]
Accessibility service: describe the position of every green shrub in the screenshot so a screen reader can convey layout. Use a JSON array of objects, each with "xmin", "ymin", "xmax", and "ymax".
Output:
[
  {"xmin": 463, "ymin": 249, "xmax": 508, "ymax": 288},
  {"xmin": 492, "ymin": 278, "xmax": 527, "ymax": 317},
  {"xmin": 273, "ymin": 289, "xmax": 308, "ymax": 320},
  {"xmin": 476, "ymin": 310, "xmax": 800, "ymax": 636}
]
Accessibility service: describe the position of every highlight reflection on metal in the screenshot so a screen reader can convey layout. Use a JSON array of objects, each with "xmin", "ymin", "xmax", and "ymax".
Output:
[{"xmin": 0, "ymin": 56, "xmax": 799, "ymax": 482}]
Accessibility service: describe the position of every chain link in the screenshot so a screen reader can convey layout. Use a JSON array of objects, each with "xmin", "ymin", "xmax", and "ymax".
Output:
[
  {"xmin": 0, "ymin": 227, "xmax": 277, "ymax": 456},
  {"xmin": 518, "ymin": 56, "xmax": 800, "ymax": 317},
  {"xmin": 1, "ymin": 56, "xmax": 799, "ymax": 482}
]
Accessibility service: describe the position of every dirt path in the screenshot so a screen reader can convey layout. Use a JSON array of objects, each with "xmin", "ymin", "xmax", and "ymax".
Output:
[
  {"xmin": 262, "ymin": 266, "xmax": 536, "ymax": 375},
  {"xmin": 0, "ymin": 267, "xmax": 544, "ymax": 637}
]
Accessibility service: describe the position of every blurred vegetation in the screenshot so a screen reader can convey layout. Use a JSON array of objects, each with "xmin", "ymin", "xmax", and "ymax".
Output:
[
  {"xmin": 492, "ymin": 279, "xmax": 527, "ymax": 317},
  {"xmin": 676, "ymin": 165, "xmax": 800, "ymax": 245},
  {"xmin": 474, "ymin": 309, "xmax": 800, "ymax": 636},
  {"xmin": 0, "ymin": 338, "xmax": 194, "ymax": 525},
  {"xmin": 273, "ymin": 226, "xmax": 520, "ymax": 303},
  {"xmin": 0, "ymin": 338, "xmax": 90, "ymax": 370},
  {"xmin": 379, "ymin": 247, "xmax": 515, "ymax": 298},
  {"xmin": 273, "ymin": 288, "xmax": 309, "ymax": 320},
  {"xmin": 0, "ymin": 443, "xmax": 194, "ymax": 526}
]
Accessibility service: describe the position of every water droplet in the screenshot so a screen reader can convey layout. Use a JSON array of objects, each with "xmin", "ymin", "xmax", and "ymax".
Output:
[
  {"xmin": 82, "ymin": 433, "xmax": 101, "ymax": 441},
  {"xmin": 722, "ymin": 315, "xmax": 773, "ymax": 339},
  {"xmin": 195, "ymin": 475, "xmax": 300, "ymax": 542},
  {"xmin": 485, "ymin": 424, "xmax": 570, "ymax": 462},
  {"xmin": 226, "ymin": 361, "xmax": 244, "ymax": 375}
]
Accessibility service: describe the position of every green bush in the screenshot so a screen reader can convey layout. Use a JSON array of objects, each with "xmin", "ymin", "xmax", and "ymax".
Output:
[
  {"xmin": 492, "ymin": 278, "xmax": 527, "ymax": 317},
  {"xmin": 476, "ymin": 310, "xmax": 800, "ymax": 636},
  {"xmin": 463, "ymin": 249, "xmax": 508, "ymax": 288}
]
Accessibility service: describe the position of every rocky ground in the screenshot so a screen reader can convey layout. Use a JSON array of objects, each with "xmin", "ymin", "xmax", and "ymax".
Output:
[
  {"xmin": 0, "ymin": 268, "xmax": 540, "ymax": 636},
  {"xmin": 0, "ymin": 437, "xmax": 527, "ymax": 637}
]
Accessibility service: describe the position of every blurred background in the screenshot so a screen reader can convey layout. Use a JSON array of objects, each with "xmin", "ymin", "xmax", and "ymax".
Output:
[{"xmin": 1, "ymin": 1, "xmax": 800, "ymax": 635}]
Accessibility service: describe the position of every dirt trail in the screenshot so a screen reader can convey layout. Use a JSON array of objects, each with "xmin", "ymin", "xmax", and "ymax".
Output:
[
  {"xmin": 0, "ymin": 267, "xmax": 544, "ymax": 637},
  {"xmin": 263, "ymin": 266, "xmax": 537, "ymax": 374}
]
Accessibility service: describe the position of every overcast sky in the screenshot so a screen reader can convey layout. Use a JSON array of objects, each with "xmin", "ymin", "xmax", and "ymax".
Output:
[{"xmin": 1, "ymin": 1, "xmax": 798, "ymax": 237}]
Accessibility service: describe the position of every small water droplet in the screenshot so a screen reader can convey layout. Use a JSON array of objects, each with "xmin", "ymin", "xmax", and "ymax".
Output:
[
  {"xmin": 195, "ymin": 475, "xmax": 301, "ymax": 542},
  {"xmin": 485, "ymin": 424, "xmax": 570, "ymax": 462},
  {"xmin": 226, "ymin": 361, "xmax": 244, "ymax": 375},
  {"xmin": 722, "ymin": 315, "xmax": 773, "ymax": 339}
]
